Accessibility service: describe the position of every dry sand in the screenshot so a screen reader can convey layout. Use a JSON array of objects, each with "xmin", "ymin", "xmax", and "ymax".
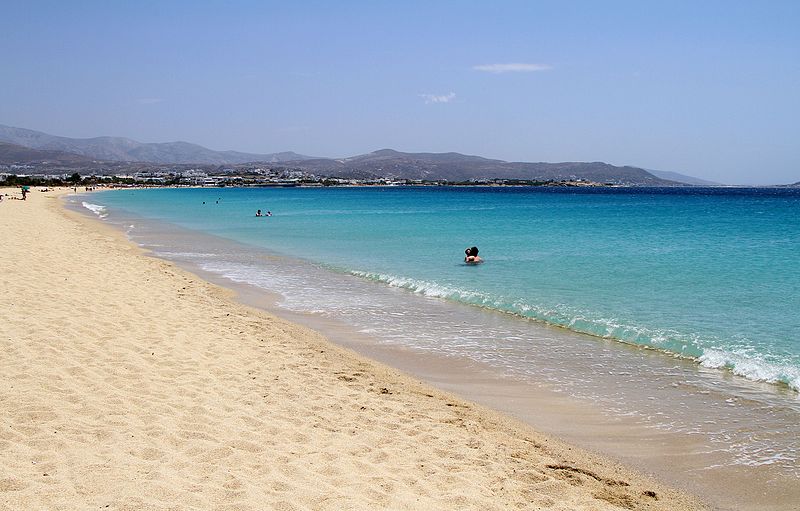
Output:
[{"xmin": 0, "ymin": 187, "xmax": 706, "ymax": 510}]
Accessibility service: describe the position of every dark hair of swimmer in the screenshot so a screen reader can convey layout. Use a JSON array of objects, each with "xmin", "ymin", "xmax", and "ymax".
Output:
[{"xmin": 470, "ymin": 246, "xmax": 479, "ymax": 256}]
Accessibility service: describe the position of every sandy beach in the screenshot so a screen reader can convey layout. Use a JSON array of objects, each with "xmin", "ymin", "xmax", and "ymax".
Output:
[{"xmin": 0, "ymin": 187, "xmax": 705, "ymax": 510}]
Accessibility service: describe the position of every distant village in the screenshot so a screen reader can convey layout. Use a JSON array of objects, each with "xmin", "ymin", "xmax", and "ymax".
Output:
[{"xmin": 0, "ymin": 162, "xmax": 611, "ymax": 188}]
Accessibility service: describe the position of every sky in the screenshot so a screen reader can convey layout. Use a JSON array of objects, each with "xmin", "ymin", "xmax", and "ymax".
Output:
[{"xmin": 1, "ymin": 1, "xmax": 798, "ymax": 184}]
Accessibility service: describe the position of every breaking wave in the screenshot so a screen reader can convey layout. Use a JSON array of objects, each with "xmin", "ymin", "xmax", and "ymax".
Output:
[
  {"xmin": 81, "ymin": 202, "xmax": 108, "ymax": 218},
  {"xmin": 349, "ymin": 269, "xmax": 799, "ymax": 391}
]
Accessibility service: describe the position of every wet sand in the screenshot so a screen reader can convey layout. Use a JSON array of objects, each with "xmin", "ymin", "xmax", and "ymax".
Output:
[{"xmin": 0, "ymin": 187, "xmax": 707, "ymax": 510}]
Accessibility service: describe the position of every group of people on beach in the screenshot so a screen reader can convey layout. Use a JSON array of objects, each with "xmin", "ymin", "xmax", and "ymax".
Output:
[{"xmin": 1, "ymin": 187, "xmax": 28, "ymax": 201}]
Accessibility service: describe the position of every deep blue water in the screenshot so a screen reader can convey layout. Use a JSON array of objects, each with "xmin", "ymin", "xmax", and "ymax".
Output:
[{"xmin": 86, "ymin": 186, "xmax": 800, "ymax": 391}]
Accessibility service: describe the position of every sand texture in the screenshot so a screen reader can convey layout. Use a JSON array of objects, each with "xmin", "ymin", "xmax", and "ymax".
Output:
[{"xmin": 0, "ymin": 188, "xmax": 705, "ymax": 510}]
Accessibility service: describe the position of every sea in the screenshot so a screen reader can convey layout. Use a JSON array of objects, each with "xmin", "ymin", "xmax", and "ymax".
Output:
[{"xmin": 72, "ymin": 186, "xmax": 800, "ymax": 508}]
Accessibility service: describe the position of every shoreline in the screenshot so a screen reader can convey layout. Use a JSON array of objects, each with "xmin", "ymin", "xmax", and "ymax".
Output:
[
  {"xmin": 66, "ymin": 187, "xmax": 800, "ymax": 510},
  {"xmin": 0, "ymin": 187, "xmax": 712, "ymax": 509},
  {"xmin": 69, "ymin": 187, "xmax": 800, "ymax": 510},
  {"xmin": 134, "ymin": 227, "xmax": 799, "ymax": 511},
  {"xmin": 78, "ymin": 187, "xmax": 800, "ymax": 395}
]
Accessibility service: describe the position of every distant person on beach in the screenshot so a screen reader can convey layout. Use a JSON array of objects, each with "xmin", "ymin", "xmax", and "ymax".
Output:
[
  {"xmin": 256, "ymin": 209, "xmax": 262, "ymax": 217},
  {"xmin": 464, "ymin": 246, "xmax": 482, "ymax": 263}
]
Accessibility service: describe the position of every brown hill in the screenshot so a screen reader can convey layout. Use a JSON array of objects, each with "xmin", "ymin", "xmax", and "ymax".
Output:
[
  {"xmin": 0, "ymin": 124, "xmax": 308, "ymax": 165},
  {"xmin": 0, "ymin": 142, "xmax": 91, "ymax": 165},
  {"xmin": 288, "ymin": 149, "xmax": 678, "ymax": 185}
]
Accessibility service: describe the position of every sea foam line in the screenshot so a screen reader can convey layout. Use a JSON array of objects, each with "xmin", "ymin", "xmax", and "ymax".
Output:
[
  {"xmin": 699, "ymin": 349, "xmax": 800, "ymax": 392},
  {"xmin": 348, "ymin": 269, "xmax": 799, "ymax": 392},
  {"xmin": 81, "ymin": 202, "xmax": 108, "ymax": 218}
]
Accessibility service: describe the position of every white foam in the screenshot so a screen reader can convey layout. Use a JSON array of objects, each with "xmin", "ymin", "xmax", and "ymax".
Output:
[
  {"xmin": 350, "ymin": 270, "xmax": 487, "ymax": 302},
  {"xmin": 358, "ymin": 268, "xmax": 800, "ymax": 393},
  {"xmin": 81, "ymin": 202, "xmax": 107, "ymax": 218},
  {"xmin": 700, "ymin": 348, "xmax": 800, "ymax": 392},
  {"xmin": 157, "ymin": 251, "xmax": 219, "ymax": 259}
]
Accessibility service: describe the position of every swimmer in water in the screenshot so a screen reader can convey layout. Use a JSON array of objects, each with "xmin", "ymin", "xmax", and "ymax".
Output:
[
  {"xmin": 256, "ymin": 209, "xmax": 262, "ymax": 217},
  {"xmin": 464, "ymin": 246, "xmax": 482, "ymax": 263}
]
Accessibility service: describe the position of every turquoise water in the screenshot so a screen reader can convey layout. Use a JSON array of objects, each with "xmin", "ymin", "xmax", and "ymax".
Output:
[{"xmin": 86, "ymin": 186, "xmax": 800, "ymax": 391}]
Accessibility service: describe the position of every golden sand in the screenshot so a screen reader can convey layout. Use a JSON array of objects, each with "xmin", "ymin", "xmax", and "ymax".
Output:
[{"xmin": 0, "ymin": 187, "xmax": 705, "ymax": 510}]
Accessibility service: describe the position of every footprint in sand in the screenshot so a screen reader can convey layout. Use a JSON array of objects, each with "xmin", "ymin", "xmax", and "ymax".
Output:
[{"xmin": 0, "ymin": 478, "xmax": 27, "ymax": 492}]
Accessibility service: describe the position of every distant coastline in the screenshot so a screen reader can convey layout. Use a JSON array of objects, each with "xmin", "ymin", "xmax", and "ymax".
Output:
[
  {"xmin": 1, "ymin": 172, "xmax": 632, "ymax": 189},
  {"xmin": 4, "ymin": 124, "xmax": 795, "ymax": 187},
  {"xmin": 2, "ymin": 124, "xmax": 706, "ymax": 186}
]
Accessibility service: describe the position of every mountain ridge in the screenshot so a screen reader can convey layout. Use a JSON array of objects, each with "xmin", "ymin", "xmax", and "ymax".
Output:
[
  {"xmin": 0, "ymin": 141, "xmax": 95, "ymax": 165},
  {"xmin": 646, "ymin": 169, "xmax": 723, "ymax": 186},
  {"xmin": 2, "ymin": 124, "xmax": 694, "ymax": 185},
  {"xmin": 286, "ymin": 149, "xmax": 678, "ymax": 185},
  {"xmin": 0, "ymin": 124, "xmax": 308, "ymax": 165}
]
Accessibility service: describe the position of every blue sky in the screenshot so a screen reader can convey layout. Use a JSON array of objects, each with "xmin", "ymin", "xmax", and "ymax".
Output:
[{"xmin": 2, "ymin": 1, "xmax": 798, "ymax": 184}]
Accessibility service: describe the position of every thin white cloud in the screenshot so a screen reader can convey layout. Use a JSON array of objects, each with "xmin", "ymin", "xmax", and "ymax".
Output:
[
  {"xmin": 419, "ymin": 92, "xmax": 456, "ymax": 104},
  {"xmin": 473, "ymin": 63, "xmax": 551, "ymax": 73},
  {"xmin": 137, "ymin": 98, "xmax": 163, "ymax": 105}
]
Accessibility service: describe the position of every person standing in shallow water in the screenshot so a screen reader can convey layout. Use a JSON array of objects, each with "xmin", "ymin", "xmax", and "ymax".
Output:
[{"xmin": 464, "ymin": 246, "xmax": 482, "ymax": 263}]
